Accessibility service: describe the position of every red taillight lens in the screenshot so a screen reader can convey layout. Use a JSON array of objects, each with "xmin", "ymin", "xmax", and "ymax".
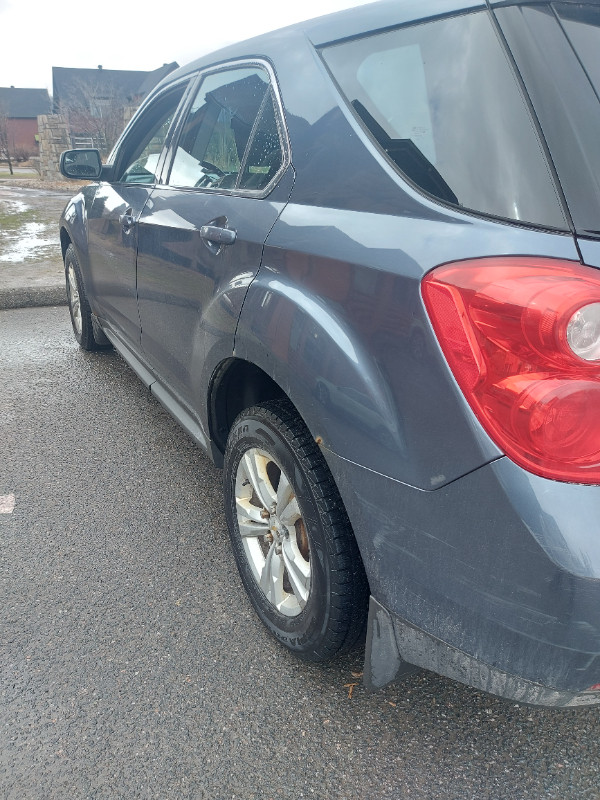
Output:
[{"xmin": 422, "ymin": 257, "xmax": 600, "ymax": 484}]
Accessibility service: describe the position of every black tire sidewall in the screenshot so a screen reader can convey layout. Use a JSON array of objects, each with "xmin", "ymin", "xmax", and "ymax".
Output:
[
  {"xmin": 224, "ymin": 409, "xmax": 335, "ymax": 660},
  {"xmin": 65, "ymin": 244, "xmax": 95, "ymax": 350}
]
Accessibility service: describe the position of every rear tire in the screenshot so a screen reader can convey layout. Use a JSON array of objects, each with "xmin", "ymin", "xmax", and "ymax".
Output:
[{"xmin": 224, "ymin": 399, "xmax": 368, "ymax": 662}]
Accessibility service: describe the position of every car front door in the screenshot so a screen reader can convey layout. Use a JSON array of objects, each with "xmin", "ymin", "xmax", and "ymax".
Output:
[
  {"xmin": 86, "ymin": 81, "xmax": 190, "ymax": 349},
  {"xmin": 135, "ymin": 64, "xmax": 293, "ymax": 408}
]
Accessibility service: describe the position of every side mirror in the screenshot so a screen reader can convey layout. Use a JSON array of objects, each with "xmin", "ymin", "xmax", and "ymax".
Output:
[{"xmin": 59, "ymin": 149, "xmax": 103, "ymax": 180}]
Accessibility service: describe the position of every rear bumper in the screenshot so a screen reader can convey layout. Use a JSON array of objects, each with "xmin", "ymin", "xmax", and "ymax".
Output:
[
  {"xmin": 364, "ymin": 596, "xmax": 600, "ymax": 707},
  {"xmin": 324, "ymin": 450, "xmax": 600, "ymax": 705}
]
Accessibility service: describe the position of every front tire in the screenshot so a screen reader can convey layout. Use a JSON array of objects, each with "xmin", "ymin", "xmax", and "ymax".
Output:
[
  {"xmin": 64, "ymin": 243, "xmax": 108, "ymax": 351},
  {"xmin": 224, "ymin": 399, "xmax": 368, "ymax": 662}
]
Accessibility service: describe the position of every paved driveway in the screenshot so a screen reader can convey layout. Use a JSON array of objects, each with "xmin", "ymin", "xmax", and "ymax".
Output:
[{"xmin": 1, "ymin": 306, "xmax": 599, "ymax": 799}]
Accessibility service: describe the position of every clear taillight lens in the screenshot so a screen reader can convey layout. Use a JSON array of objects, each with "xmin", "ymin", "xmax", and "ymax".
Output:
[
  {"xmin": 567, "ymin": 303, "xmax": 600, "ymax": 361},
  {"xmin": 422, "ymin": 257, "xmax": 600, "ymax": 484}
]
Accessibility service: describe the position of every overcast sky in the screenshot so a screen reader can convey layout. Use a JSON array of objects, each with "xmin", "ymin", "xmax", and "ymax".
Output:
[{"xmin": 0, "ymin": 0, "xmax": 377, "ymax": 93}]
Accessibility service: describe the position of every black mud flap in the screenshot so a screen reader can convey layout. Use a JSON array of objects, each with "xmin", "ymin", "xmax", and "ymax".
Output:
[
  {"xmin": 91, "ymin": 313, "xmax": 111, "ymax": 346},
  {"xmin": 363, "ymin": 596, "xmax": 418, "ymax": 691}
]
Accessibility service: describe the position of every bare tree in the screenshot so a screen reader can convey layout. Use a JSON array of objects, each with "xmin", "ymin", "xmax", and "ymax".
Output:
[
  {"xmin": 59, "ymin": 76, "xmax": 132, "ymax": 155},
  {"xmin": 0, "ymin": 103, "xmax": 14, "ymax": 175}
]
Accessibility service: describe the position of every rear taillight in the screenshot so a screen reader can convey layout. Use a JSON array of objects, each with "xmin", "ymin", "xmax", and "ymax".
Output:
[{"xmin": 422, "ymin": 257, "xmax": 600, "ymax": 484}]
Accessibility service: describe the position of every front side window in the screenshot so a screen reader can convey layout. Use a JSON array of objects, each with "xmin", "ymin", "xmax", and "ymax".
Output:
[
  {"xmin": 116, "ymin": 84, "xmax": 187, "ymax": 184},
  {"xmin": 167, "ymin": 65, "xmax": 284, "ymax": 192},
  {"xmin": 321, "ymin": 11, "xmax": 567, "ymax": 229}
]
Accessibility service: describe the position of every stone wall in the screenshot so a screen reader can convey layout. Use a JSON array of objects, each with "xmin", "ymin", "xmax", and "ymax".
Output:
[
  {"xmin": 37, "ymin": 115, "xmax": 70, "ymax": 181},
  {"xmin": 37, "ymin": 106, "xmax": 139, "ymax": 179}
]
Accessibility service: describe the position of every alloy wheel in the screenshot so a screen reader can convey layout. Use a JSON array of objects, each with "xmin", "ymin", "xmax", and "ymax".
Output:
[{"xmin": 234, "ymin": 447, "xmax": 311, "ymax": 617}]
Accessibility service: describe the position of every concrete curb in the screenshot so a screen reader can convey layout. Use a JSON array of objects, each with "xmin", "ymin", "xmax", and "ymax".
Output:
[{"xmin": 0, "ymin": 285, "xmax": 67, "ymax": 311}]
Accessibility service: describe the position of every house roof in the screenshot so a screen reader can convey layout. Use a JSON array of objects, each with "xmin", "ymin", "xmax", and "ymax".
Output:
[
  {"xmin": 136, "ymin": 63, "xmax": 180, "ymax": 97},
  {"xmin": 0, "ymin": 87, "xmax": 51, "ymax": 118},
  {"xmin": 52, "ymin": 64, "xmax": 179, "ymax": 112}
]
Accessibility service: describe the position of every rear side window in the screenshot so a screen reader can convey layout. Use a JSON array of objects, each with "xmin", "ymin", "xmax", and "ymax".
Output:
[
  {"xmin": 555, "ymin": 3, "xmax": 600, "ymax": 92},
  {"xmin": 321, "ymin": 10, "xmax": 567, "ymax": 230},
  {"xmin": 497, "ymin": 3, "xmax": 600, "ymax": 237},
  {"xmin": 167, "ymin": 66, "xmax": 284, "ymax": 192}
]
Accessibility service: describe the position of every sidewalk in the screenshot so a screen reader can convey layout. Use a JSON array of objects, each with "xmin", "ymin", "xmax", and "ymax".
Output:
[{"xmin": 0, "ymin": 178, "xmax": 72, "ymax": 311}]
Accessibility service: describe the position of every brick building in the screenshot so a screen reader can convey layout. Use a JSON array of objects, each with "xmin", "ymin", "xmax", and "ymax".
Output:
[{"xmin": 0, "ymin": 86, "xmax": 51, "ymax": 155}]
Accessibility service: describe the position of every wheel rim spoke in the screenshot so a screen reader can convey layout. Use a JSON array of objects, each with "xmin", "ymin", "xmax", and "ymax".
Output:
[
  {"xmin": 242, "ymin": 451, "xmax": 276, "ymax": 509},
  {"xmin": 276, "ymin": 473, "xmax": 297, "ymax": 524},
  {"xmin": 278, "ymin": 496, "xmax": 301, "ymax": 528},
  {"xmin": 236, "ymin": 497, "xmax": 268, "ymax": 528},
  {"xmin": 281, "ymin": 539, "xmax": 310, "ymax": 608},
  {"xmin": 259, "ymin": 542, "xmax": 284, "ymax": 606},
  {"xmin": 238, "ymin": 519, "xmax": 269, "ymax": 538}
]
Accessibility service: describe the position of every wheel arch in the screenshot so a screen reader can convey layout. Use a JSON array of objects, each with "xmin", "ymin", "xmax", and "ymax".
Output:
[
  {"xmin": 59, "ymin": 226, "xmax": 72, "ymax": 260},
  {"xmin": 208, "ymin": 357, "xmax": 288, "ymax": 466},
  {"xmin": 59, "ymin": 188, "xmax": 94, "ymax": 275}
]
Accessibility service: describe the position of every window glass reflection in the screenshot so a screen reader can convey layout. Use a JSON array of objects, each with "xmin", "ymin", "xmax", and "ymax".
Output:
[
  {"xmin": 168, "ymin": 67, "xmax": 282, "ymax": 192},
  {"xmin": 322, "ymin": 11, "xmax": 567, "ymax": 229}
]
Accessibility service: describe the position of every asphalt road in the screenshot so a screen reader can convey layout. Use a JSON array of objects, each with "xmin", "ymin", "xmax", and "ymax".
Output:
[{"xmin": 2, "ymin": 306, "xmax": 600, "ymax": 800}]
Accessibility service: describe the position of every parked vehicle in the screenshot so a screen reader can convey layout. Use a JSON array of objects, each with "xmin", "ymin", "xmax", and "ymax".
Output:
[{"xmin": 59, "ymin": 0, "xmax": 600, "ymax": 706}]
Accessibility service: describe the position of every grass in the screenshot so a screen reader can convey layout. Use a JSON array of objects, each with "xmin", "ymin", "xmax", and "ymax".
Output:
[
  {"xmin": 0, "ymin": 188, "xmax": 67, "ymax": 267},
  {"xmin": 0, "ymin": 207, "xmax": 36, "ymax": 230},
  {"xmin": 0, "ymin": 170, "xmax": 38, "ymax": 178}
]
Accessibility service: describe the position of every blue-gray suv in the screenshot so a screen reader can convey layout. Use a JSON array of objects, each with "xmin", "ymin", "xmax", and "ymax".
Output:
[{"xmin": 59, "ymin": 0, "xmax": 600, "ymax": 706}]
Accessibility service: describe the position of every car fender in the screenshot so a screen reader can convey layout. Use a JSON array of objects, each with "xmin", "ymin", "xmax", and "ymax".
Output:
[
  {"xmin": 59, "ymin": 184, "xmax": 99, "ymax": 283},
  {"xmin": 234, "ymin": 264, "xmax": 409, "ymax": 475}
]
